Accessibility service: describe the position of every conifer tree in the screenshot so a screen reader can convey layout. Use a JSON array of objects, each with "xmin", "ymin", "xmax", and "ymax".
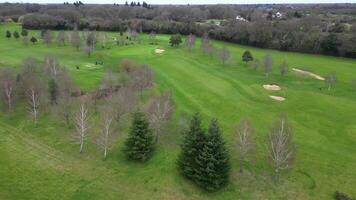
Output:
[
  {"xmin": 13, "ymin": 31, "xmax": 20, "ymax": 40},
  {"xmin": 194, "ymin": 119, "xmax": 230, "ymax": 191},
  {"xmin": 242, "ymin": 50, "xmax": 253, "ymax": 63},
  {"xmin": 6, "ymin": 30, "xmax": 11, "ymax": 39},
  {"xmin": 177, "ymin": 113, "xmax": 206, "ymax": 179},
  {"xmin": 124, "ymin": 111, "xmax": 155, "ymax": 162}
]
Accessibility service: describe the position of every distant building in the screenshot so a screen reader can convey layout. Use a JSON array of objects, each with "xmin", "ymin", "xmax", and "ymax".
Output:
[{"xmin": 236, "ymin": 15, "xmax": 248, "ymax": 22}]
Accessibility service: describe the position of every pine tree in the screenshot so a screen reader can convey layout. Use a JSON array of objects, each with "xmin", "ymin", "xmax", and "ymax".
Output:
[
  {"xmin": 242, "ymin": 50, "xmax": 253, "ymax": 63},
  {"xmin": 21, "ymin": 29, "xmax": 28, "ymax": 37},
  {"xmin": 194, "ymin": 119, "xmax": 230, "ymax": 191},
  {"xmin": 124, "ymin": 111, "xmax": 155, "ymax": 162},
  {"xmin": 13, "ymin": 31, "xmax": 20, "ymax": 40},
  {"xmin": 48, "ymin": 78, "xmax": 58, "ymax": 104},
  {"xmin": 177, "ymin": 113, "xmax": 206, "ymax": 179},
  {"xmin": 6, "ymin": 30, "xmax": 11, "ymax": 39},
  {"xmin": 30, "ymin": 36, "xmax": 38, "ymax": 44}
]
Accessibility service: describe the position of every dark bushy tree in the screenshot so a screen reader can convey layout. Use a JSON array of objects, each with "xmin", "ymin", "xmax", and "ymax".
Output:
[
  {"xmin": 169, "ymin": 34, "xmax": 182, "ymax": 47},
  {"xmin": 194, "ymin": 119, "xmax": 230, "ymax": 191},
  {"xmin": 13, "ymin": 31, "xmax": 20, "ymax": 40},
  {"xmin": 21, "ymin": 29, "xmax": 28, "ymax": 37},
  {"xmin": 6, "ymin": 30, "xmax": 11, "ymax": 39},
  {"xmin": 177, "ymin": 113, "xmax": 206, "ymax": 179},
  {"xmin": 242, "ymin": 50, "xmax": 253, "ymax": 63},
  {"xmin": 124, "ymin": 111, "xmax": 155, "ymax": 162},
  {"xmin": 30, "ymin": 36, "xmax": 37, "ymax": 44}
]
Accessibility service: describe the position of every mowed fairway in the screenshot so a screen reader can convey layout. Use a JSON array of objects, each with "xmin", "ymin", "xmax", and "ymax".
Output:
[{"xmin": 1, "ymin": 23, "xmax": 356, "ymax": 200}]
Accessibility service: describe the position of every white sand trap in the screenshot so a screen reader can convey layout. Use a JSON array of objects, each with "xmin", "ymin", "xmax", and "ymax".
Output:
[
  {"xmin": 292, "ymin": 68, "xmax": 325, "ymax": 80},
  {"xmin": 269, "ymin": 95, "xmax": 286, "ymax": 101},
  {"xmin": 154, "ymin": 49, "xmax": 165, "ymax": 54},
  {"xmin": 263, "ymin": 84, "xmax": 281, "ymax": 91}
]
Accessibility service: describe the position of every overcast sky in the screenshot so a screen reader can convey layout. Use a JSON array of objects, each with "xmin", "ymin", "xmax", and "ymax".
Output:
[{"xmin": 1, "ymin": 0, "xmax": 356, "ymax": 4}]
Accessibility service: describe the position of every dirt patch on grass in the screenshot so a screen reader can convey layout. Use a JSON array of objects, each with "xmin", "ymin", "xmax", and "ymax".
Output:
[
  {"xmin": 269, "ymin": 95, "xmax": 286, "ymax": 101},
  {"xmin": 263, "ymin": 84, "xmax": 281, "ymax": 91},
  {"xmin": 154, "ymin": 48, "xmax": 165, "ymax": 54},
  {"xmin": 292, "ymin": 68, "xmax": 325, "ymax": 80}
]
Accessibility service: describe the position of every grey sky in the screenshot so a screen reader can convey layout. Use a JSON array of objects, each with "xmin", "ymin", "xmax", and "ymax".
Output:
[{"xmin": 1, "ymin": 0, "xmax": 356, "ymax": 4}]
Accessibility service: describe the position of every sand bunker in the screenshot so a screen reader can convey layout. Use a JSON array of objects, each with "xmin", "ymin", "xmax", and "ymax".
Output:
[
  {"xmin": 269, "ymin": 95, "xmax": 286, "ymax": 101},
  {"xmin": 292, "ymin": 68, "xmax": 325, "ymax": 80},
  {"xmin": 263, "ymin": 84, "xmax": 281, "ymax": 91},
  {"xmin": 154, "ymin": 49, "xmax": 165, "ymax": 54}
]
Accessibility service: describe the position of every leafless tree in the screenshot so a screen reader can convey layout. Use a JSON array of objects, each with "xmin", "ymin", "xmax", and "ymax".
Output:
[
  {"xmin": 325, "ymin": 73, "xmax": 337, "ymax": 90},
  {"xmin": 96, "ymin": 105, "xmax": 115, "ymax": 159},
  {"xmin": 130, "ymin": 64, "xmax": 154, "ymax": 97},
  {"xmin": 27, "ymin": 85, "xmax": 41, "ymax": 125},
  {"xmin": 99, "ymin": 32, "xmax": 108, "ymax": 48},
  {"xmin": 56, "ymin": 31, "xmax": 67, "ymax": 46},
  {"xmin": 149, "ymin": 31, "xmax": 157, "ymax": 45},
  {"xmin": 185, "ymin": 33, "xmax": 196, "ymax": 52},
  {"xmin": 250, "ymin": 59, "xmax": 260, "ymax": 71},
  {"xmin": 44, "ymin": 55, "xmax": 63, "ymax": 78},
  {"xmin": 70, "ymin": 28, "xmax": 81, "ymax": 50},
  {"xmin": 42, "ymin": 30, "xmax": 52, "ymax": 45},
  {"xmin": 0, "ymin": 68, "xmax": 16, "ymax": 112},
  {"xmin": 23, "ymin": 35, "xmax": 29, "ymax": 46},
  {"xmin": 110, "ymin": 86, "xmax": 137, "ymax": 122},
  {"xmin": 100, "ymin": 68, "xmax": 118, "ymax": 94},
  {"xmin": 84, "ymin": 32, "xmax": 96, "ymax": 57},
  {"xmin": 74, "ymin": 102, "xmax": 89, "ymax": 153},
  {"xmin": 235, "ymin": 119, "xmax": 255, "ymax": 173},
  {"xmin": 279, "ymin": 60, "xmax": 288, "ymax": 77},
  {"xmin": 147, "ymin": 91, "xmax": 174, "ymax": 143},
  {"xmin": 56, "ymin": 70, "xmax": 76, "ymax": 125},
  {"xmin": 263, "ymin": 54, "xmax": 273, "ymax": 78},
  {"xmin": 200, "ymin": 33, "xmax": 215, "ymax": 57},
  {"xmin": 266, "ymin": 115, "xmax": 295, "ymax": 182},
  {"xmin": 352, "ymin": 79, "xmax": 356, "ymax": 91},
  {"xmin": 219, "ymin": 47, "xmax": 231, "ymax": 65}
]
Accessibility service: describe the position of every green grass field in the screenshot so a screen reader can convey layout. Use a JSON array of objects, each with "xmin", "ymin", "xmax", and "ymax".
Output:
[{"xmin": 0, "ymin": 23, "xmax": 356, "ymax": 200}]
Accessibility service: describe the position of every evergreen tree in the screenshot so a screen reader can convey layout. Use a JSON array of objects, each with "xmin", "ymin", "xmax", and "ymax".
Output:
[
  {"xmin": 13, "ymin": 31, "xmax": 20, "ymax": 40},
  {"xmin": 194, "ymin": 119, "xmax": 230, "ymax": 191},
  {"xmin": 48, "ymin": 78, "xmax": 58, "ymax": 104},
  {"xmin": 242, "ymin": 50, "xmax": 253, "ymax": 63},
  {"xmin": 30, "ymin": 36, "xmax": 38, "ymax": 44},
  {"xmin": 177, "ymin": 113, "xmax": 206, "ymax": 179},
  {"xmin": 21, "ymin": 29, "xmax": 28, "ymax": 37},
  {"xmin": 169, "ymin": 34, "xmax": 182, "ymax": 47},
  {"xmin": 124, "ymin": 111, "xmax": 155, "ymax": 162},
  {"xmin": 6, "ymin": 30, "xmax": 11, "ymax": 39}
]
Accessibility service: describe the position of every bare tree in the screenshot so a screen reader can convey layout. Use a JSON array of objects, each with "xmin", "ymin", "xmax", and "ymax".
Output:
[
  {"xmin": 44, "ymin": 55, "xmax": 63, "ymax": 78},
  {"xmin": 147, "ymin": 91, "xmax": 174, "ymax": 143},
  {"xmin": 200, "ymin": 33, "xmax": 216, "ymax": 58},
  {"xmin": 263, "ymin": 54, "xmax": 273, "ymax": 78},
  {"xmin": 23, "ymin": 35, "xmax": 29, "ymax": 46},
  {"xmin": 42, "ymin": 30, "xmax": 52, "ymax": 45},
  {"xmin": 352, "ymin": 79, "xmax": 356, "ymax": 91},
  {"xmin": 96, "ymin": 105, "xmax": 115, "ymax": 159},
  {"xmin": 148, "ymin": 31, "xmax": 157, "ymax": 45},
  {"xmin": 185, "ymin": 33, "xmax": 196, "ymax": 52},
  {"xmin": 74, "ymin": 103, "xmax": 89, "ymax": 153},
  {"xmin": 266, "ymin": 115, "xmax": 295, "ymax": 182},
  {"xmin": 70, "ymin": 28, "xmax": 81, "ymax": 50},
  {"xmin": 219, "ymin": 47, "xmax": 231, "ymax": 65},
  {"xmin": 0, "ymin": 68, "xmax": 16, "ymax": 112},
  {"xmin": 56, "ymin": 31, "xmax": 67, "ymax": 46},
  {"xmin": 27, "ymin": 85, "xmax": 41, "ymax": 125},
  {"xmin": 100, "ymin": 68, "xmax": 118, "ymax": 94},
  {"xmin": 110, "ymin": 86, "xmax": 137, "ymax": 122},
  {"xmin": 235, "ymin": 119, "xmax": 255, "ymax": 173},
  {"xmin": 325, "ymin": 73, "xmax": 337, "ymax": 90},
  {"xmin": 84, "ymin": 32, "xmax": 96, "ymax": 57},
  {"xmin": 279, "ymin": 60, "xmax": 288, "ymax": 77},
  {"xmin": 99, "ymin": 33, "xmax": 108, "ymax": 48},
  {"xmin": 250, "ymin": 59, "xmax": 260, "ymax": 71},
  {"xmin": 130, "ymin": 64, "xmax": 154, "ymax": 97}
]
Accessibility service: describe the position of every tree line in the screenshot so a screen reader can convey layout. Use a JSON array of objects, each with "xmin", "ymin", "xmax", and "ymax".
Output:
[{"xmin": 1, "ymin": 3, "xmax": 355, "ymax": 58}]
